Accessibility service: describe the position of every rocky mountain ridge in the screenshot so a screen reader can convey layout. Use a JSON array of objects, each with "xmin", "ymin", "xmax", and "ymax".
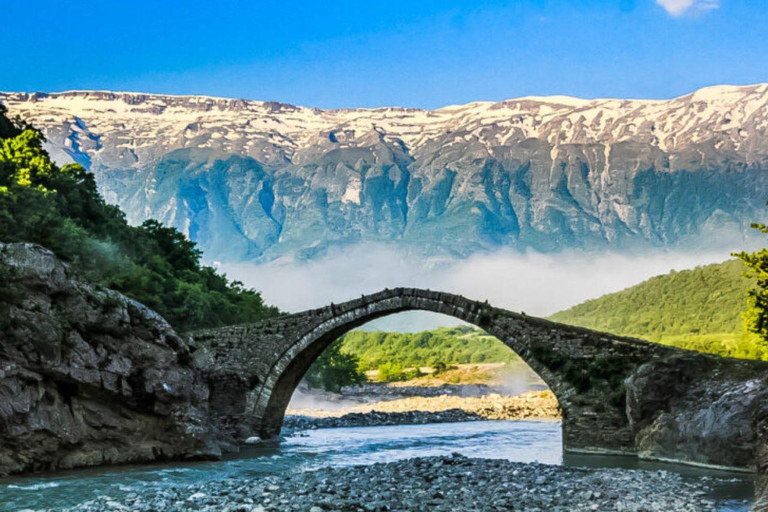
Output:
[{"xmin": 3, "ymin": 85, "xmax": 768, "ymax": 261}]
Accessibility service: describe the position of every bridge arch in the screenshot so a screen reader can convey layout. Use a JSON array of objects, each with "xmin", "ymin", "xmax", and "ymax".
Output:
[
  {"xmin": 193, "ymin": 288, "xmax": 674, "ymax": 453},
  {"xmin": 255, "ymin": 290, "xmax": 571, "ymax": 438}
]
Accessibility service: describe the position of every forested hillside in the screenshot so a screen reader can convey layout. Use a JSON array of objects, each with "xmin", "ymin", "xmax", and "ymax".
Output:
[
  {"xmin": 338, "ymin": 326, "xmax": 519, "ymax": 370},
  {"xmin": 0, "ymin": 105, "xmax": 278, "ymax": 331},
  {"xmin": 549, "ymin": 259, "xmax": 765, "ymax": 360}
]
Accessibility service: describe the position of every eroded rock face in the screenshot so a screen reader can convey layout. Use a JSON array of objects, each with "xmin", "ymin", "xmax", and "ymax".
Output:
[
  {"xmin": 3, "ymin": 87, "xmax": 768, "ymax": 262},
  {"xmin": 0, "ymin": 243, "xmax": 221, "ymax": 476},
  {"xmin": 626, "ymin": 352, "xmax": 768, "ymax": 470}
]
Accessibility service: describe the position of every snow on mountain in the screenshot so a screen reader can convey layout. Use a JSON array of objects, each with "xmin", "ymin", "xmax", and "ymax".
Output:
[{"xmin": 2, "ymin": 85, "xmax": 768, "ymax": 262}]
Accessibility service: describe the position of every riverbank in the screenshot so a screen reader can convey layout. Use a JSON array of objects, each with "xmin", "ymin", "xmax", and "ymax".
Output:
[
  {"xmin": 69, "ymin": 454, "xmax": 720, "ymax": 511},
  {"xmin": 284, "ymin": 390, "xmax": 560, "ymax": 430}
]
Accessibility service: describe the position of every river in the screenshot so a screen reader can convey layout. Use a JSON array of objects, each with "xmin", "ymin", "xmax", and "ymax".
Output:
[{"xmin": 0, "ymin": 420, "xmax": 754, "ymax": 511}]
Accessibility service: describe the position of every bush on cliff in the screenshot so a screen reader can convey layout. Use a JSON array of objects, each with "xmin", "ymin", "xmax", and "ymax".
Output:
[{"xmin": 0, "ymin": 105, "xmax": 278, "ymax": 331}]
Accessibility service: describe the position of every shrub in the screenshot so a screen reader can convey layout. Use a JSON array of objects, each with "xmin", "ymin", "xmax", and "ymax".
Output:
[
  {"xmin": 377, "ymin": 362, "xmax": 406, "ymax": 382},
  {"xmin": 305, "ymin": 340, "xmax": 366, "ymax": 392},
  {"xmin": 0, "ymin": 107, "xmax": 279, "ymax": 332}
]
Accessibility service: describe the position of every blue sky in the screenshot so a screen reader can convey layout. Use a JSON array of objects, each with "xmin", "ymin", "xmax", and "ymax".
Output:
[{"xmin": 1, "ymin": 0, "xmax": 765, "ymax": 108}]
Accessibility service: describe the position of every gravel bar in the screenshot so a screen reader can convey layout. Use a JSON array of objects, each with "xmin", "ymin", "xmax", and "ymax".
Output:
[{"xmin": 70, "ymin": 454, "xmax": 718, "ymax": 512}]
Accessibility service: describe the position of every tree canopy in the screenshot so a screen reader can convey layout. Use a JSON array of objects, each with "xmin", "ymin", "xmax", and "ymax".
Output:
[
  {"xmin": 339, "ymin": 326, "xmax": 519, "ymax": 370},
  {"xmin": 549, "ymin": 258, "xmax": 765, "ymax": 360},
  {"xmin": 734, "ymin": 208, "xmax": 768, "ymax": 354},
  {"xmin": 0, "ymin": 105, "xmax": 278, "ymax": 331}
]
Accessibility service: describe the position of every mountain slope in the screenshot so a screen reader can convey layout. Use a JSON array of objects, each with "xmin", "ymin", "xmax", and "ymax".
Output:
[
  {"xmin": 3, "ymin": 85, "xmax": 768, "ymax": 261},
  {"xmin": 549, "ymin": 259, "xmax": 765, "ymax": 359}
]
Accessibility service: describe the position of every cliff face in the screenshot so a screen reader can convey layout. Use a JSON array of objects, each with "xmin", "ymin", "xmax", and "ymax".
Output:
[
  {"xmin": 2, "ymin": 85, "xmax": 768, "ymax": 262},
  {"xmin": 626, "ymin": 352, "xmax": 768, "ymax": 470},
  {"xmin": 0, "ymin": 243, "xmax": 221, "ymax": 475}
]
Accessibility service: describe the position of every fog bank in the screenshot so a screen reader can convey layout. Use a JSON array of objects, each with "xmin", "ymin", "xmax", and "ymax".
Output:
[{"xmin": 219, "ymin": 245, "xmax": 732, "ymax": 331}]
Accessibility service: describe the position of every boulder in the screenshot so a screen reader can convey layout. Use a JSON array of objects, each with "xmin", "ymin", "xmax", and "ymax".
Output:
[{"xmin": 626, "ymin": 352, "xmax": 768, "ymax": 469}]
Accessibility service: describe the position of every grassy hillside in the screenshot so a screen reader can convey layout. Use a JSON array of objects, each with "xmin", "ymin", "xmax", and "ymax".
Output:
[
  {"xmin": 339, "ymin": 326, "xmax": 519, "ymax": 371},
  {"xmin": 549, "ymin": 259, "xmax": 765, "ymax": 360}
]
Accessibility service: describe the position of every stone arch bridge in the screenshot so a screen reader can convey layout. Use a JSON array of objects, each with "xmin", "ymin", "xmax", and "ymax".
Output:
[{"xmin": 193, "ymin": 287, "xmax": 681, "ymax": 454}]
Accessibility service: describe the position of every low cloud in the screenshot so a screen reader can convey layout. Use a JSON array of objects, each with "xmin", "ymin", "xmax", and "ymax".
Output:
[
  {"xmin": 219, "ymin": 244, "xmax": 731, "ymax": 331},
  {"xmin": 656, "ymin": 0, "xmax": 720, "ymax": 17}
]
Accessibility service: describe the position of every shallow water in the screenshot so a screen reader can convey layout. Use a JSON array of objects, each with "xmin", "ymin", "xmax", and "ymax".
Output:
[{"xmin": 0, "ymin": 420, "xmax": 754, "ymax": 511}]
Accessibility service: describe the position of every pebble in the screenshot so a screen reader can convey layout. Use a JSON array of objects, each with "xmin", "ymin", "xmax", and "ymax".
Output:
[
  {"xmin": 283, "ymin": 391, "xmax": 560, "ymax": 432},
  {"xmin": 68, "ymin": 454, "xmax": 720, "ymax": 512}
]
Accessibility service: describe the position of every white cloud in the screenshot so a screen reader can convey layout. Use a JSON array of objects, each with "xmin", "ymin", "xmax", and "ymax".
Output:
[{"xmin": 656, "ymin": 0, "xmax": 720, "ymax": 17}]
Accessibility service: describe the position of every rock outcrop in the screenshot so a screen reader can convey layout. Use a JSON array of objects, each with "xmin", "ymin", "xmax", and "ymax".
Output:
[
  {"xmin": 626, "ymin": 352, "xmax": 768, "ymax": 470},
  {"xmin": 0, "ymin": 243, "xmax": 221, "ymax": 476},
  {"xmin": 626, "ymin": 352, "xmax": 768, "ymax": 510}
]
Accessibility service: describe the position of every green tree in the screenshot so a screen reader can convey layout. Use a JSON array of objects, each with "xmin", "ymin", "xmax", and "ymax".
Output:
[
  {"xmin": 377, "ymin": 362, "xmax": 406, "ymax": 382},
  {"xmin": 0, "ymin": 107, "xmax": 279, "ymax": 332},
  {"xmin": 734, "ymin": 212, "xmax": 768, "ymax": 351},
  {"xmin": 432, "ymin": 362, "xmax": 449, "ymax": 375},
  {"xmin": 305, "ymin": 340, "xmax": 366, "ymax": 392}
]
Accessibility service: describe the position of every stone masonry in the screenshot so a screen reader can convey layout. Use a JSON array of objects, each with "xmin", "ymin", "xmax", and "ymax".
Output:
[{"xmin": 193, "ymin": 288, "xmax": 678, "ymax": 454}]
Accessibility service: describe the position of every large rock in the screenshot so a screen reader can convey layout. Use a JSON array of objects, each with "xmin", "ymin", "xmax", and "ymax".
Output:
[
  {"xmin": 626, "ymin": 352, "xmax": 768, "ymax": 469},
  {"xmin": 0, "ymin": 243, "xmax": 222, "ymax": 475}
]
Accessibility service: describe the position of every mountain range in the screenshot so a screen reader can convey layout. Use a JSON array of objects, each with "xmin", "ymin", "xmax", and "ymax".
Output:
[{"xmin": 2, "ymin": 84, "xmax": 768, "ymax": 262}]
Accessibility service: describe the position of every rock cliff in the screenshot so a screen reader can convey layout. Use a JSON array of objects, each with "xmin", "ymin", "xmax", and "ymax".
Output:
[
  {"xmin": 626, "ymin": 352, "xmax": 768, "ymax": 470},
  {"xmin": 2, "ymin": 85, "xmax": 768, "ymax": 262},
  {"xmin": 626, "ymin": 351, "xmax": 768, "ymax": 509},
  {"xmin": 0, "ymin": 243, "xmax": 221, "ymax": 475}
]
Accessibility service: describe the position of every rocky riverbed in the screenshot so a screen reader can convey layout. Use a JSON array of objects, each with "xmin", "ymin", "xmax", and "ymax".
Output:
[
  {"xmin": 339, "ymin": 381, "xmax": 516, "ymax": 400},
  {"xmin": 284, "ymin": 390, "xmax": 560, "ymax": 431},
  {"xmin": 69, "ymin": 454, "xmax": 720, "ymax": 512}
]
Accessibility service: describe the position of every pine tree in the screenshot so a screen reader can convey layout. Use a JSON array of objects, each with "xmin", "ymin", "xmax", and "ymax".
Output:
[{"xmin": 734, "ymin": 211, "xmax": 768, "ymax": 349}]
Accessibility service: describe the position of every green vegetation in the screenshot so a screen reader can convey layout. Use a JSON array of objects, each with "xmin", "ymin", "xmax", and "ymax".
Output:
[
  {"xmin": 0, "ymin": 105, "xmax": 278, "ymax": 332},
  {"xmin": 376, "ymin": 362, "xmax": 406, "ymax": 382},
  {"xmin": 734, "ymin": 211, "xmax": 768, "ymax": 353},
  {"xmin": 375, "ymin": 362, "xmax": 426, "ymax": 383},
  {"xmin": 549, "ymin": 259, "xmax": 766, "ymax": 360},
  {"xmin": 303, "ymin": 326, "xmax": 517, "ymax": 390},
  {"xmin": 339, "ymin": 325, "xmax": 519, "ymax": 371},
  {"xmin": 305, "ymin": 340, "xmax": 366, "ymax": 392}
]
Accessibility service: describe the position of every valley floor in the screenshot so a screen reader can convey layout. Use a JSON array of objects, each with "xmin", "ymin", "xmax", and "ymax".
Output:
[
  {"xmin": 284, "ymin": 362, "xmax": 557, "ymax": 430},
  {"xmin": 284, "ymin": 390, "xmax": 560, "ymax": 431}
]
